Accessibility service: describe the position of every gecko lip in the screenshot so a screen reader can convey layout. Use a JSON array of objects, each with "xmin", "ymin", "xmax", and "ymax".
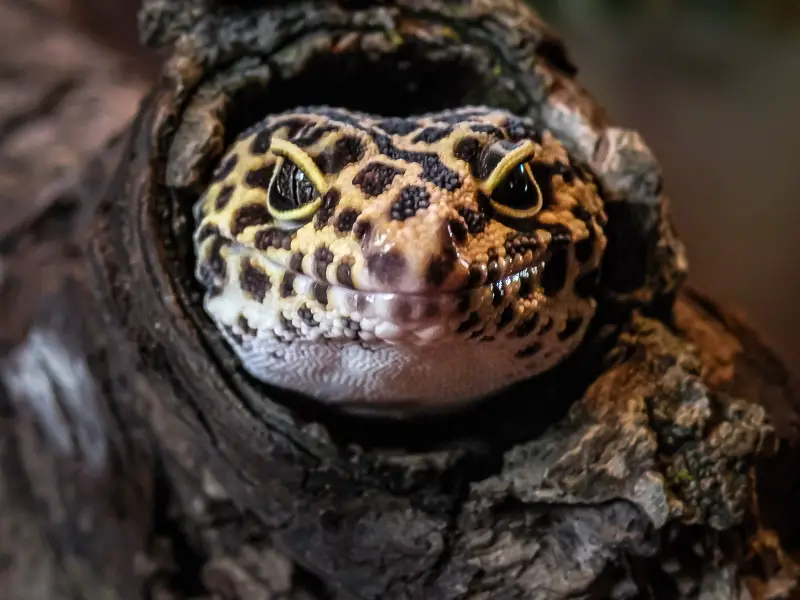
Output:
[{"xmin": 258, "ymin": 249, "xmax": 549, "ymax": 303}]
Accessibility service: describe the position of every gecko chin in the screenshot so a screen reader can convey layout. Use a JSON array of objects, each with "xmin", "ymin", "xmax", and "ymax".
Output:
[{"xmin": 198, "ymin": 243, "xmax": 593, "ymax": 412}]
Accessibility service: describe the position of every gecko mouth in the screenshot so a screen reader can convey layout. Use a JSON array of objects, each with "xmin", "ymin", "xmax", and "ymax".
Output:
[
  {"xmin": 226, "ymin": 238, "xmax": 551, "ymax": 303},
  {"xmin": 273, "ymin": 253, "xmax": 551, "ymax": 299},
  {"xmin": 214, "ymin": 245, "xmax": 552, "ymax": 345}
]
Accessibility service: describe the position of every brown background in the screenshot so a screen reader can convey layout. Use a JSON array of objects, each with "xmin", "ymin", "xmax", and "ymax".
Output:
[{"xmin": 33, "ymin": 0, "xmax": 800, "ymax": 373}]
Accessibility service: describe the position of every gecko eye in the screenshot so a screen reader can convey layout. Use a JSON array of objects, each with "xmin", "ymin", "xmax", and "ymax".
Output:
[
  {"xmin": 266, "ymin": 137, "xmax": 329, "ymax": 222},
  {"xmin": 267, "ymin": 157, "xmax": 322, "ymax": 221},
  {"xmin": 489, "ymin": 162, "xmax": 542, "ymax": 220}
]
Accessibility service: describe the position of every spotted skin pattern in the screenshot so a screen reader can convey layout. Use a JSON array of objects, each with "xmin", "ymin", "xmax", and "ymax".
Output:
[{"xmin": 193, "ymin": 106, "xmax": 607, "ymax": 411}]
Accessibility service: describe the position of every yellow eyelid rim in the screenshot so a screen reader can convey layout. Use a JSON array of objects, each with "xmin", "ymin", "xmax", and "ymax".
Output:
[
  {"xmin": 479, "ymin": 140, "xmax": 538, "ymax": 195},
  {"xmin": 266, "ymin": 138, "xmax": 329, "ymax": 221},
  {"xmin": 478, "ymin": 141, "xmax": 544, "ymax": 220}
]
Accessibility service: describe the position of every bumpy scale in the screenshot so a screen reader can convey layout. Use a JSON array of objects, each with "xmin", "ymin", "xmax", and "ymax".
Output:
[{"xmin": 193, "ymin": 106, "xmax": 607, "ymax": 410}]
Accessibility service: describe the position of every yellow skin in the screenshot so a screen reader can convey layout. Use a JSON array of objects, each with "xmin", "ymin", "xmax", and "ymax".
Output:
[{"xmin": 193, "ymin": 106, "xmax": 607, "ymax": 413}]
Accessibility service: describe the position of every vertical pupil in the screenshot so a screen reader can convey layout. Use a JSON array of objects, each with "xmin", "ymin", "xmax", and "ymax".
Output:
[
  {"xmin": 292, "ymin": 168, "xmax": 307, "ymax": 200},
  {"xmin": 271, "ymin": 161, "xmax": 319, "ymax": 213},
  {"xmin": 493, "ymin": 164, "xmax": 535, "ymax": 209}
]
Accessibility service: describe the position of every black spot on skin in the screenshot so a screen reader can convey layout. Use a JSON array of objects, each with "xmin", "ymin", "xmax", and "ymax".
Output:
[
  {"xmin": 255, "ymin": 228, "xmax": 292, "ymax": 251},
  {"xmin": 237, "ymin": 315, "xmax": 257, "ymax": 336},
  {"xmin": 514, "ymin": 313, "xmax": 539, "ymax": 337},
  {"xmin": 469, "ymin": 329, "xmax": 485, "ymax": 340},
  {"xmin": 453, "ymin": 137, "xmax": 481, "ymax": 169},
  {"xmin": 479, "ymin": 336, "xmax": 496, "ymax": 342},
  {"xmin": 335, "ymin": 208, "xmax": 359, "ymax": 233},
  {"xmin": 272, "ymin": 118, "xmax": 307, "ymax": 139},
  {"xmin": 528, "ymin": 161, "xmax": 562, "ymax": 209},
  {"xmin": 374, "ymin": 135, "xmax": 461, "ymax": 191},
  {"xmin": 518, "ymin": 269, "xmax": 535, "ymax": 298},
  {"xmin": 572, "ymin": 162, "xmax": 595, "ymax": 184},
  {"xmin": 289, "ymin": 252, "xmax": 304, "ymax": 272},
  {"xmin": 244, "ymin": 165, "xmax": 275, "ymax": 190},
  {"xmin": 239, "ymin": 259, "xmax": 271, "ymax": 302},
  {"xmin": 314, "ymin": 246, "xmax": 334, "ymax": 280},
  {"xmin": 486, "ymin": 261, "xmax": 502, "ymax": 283},
  {"xmin": 575, "ymin": 236, "xmax": 595, "ymax": 263},
  {"xmin": 196, "ymin": 224, "xmax": 219, "ymax": 243},
  {"xmin": 366, "ymin": 250, "xmax": 407, "ymax": 286},
  {"xmin": 553, "ymin": 161, "xmax": 575, "ymax": 184},
  {"xmin": 572, "ymin": 204, "xmax": 594, "ymax": 225},
  {"xmin": 212, "ymin": 154, "xmax": 238, "ymax": 182},
  {"xmin": 215, "ymin": 185, "xmax": 235, "ymax": 210},
  {"xmin": 224, "ymin": 325, "xmax": 244, "ymax": 345},
  {"xmin": 516, "ymin": 342, "xmax": 542, "ymax": 358},
  {"xmin": 457, "ymin": 312, "xmax": 481, "ymax": 333},
  {"xmin": 353, "ymin": 162, "xmax": 403, "ymax": 197},
  {"xmin": 377, "ymin": 118, "xmax": 420, "ymax": 135},
  {"xmin": 314, "ymin": 188, "xmax": 340, "ymax": 230},
  {"xmin": 504, "ymin": 232, "xmax": 539, "ymax": 259},
  {"xmin": 542, "ymin": 248, "xmax": 568, "ymax": 297},
  {"xmin": 250, "ymin": 130, "xmax": 272, "ymax": 155},
  {"xmin": 497, "ymin": 306, "xmax": 515, "ymax": 330},
  {"xmin": 427, "ymin": 247, "xmax": 458, "ymax": 287},
  {"xmin": 231, "ymin": 204, "xmax": 272, "ymax": 236},
  {"xmin": 412, "ymin": 126, "xmax": 452, "ymax": 144},
  {"xmin": 458, "ymin": 206, "xmax": 486, "ymax": 235},
  {"xmin": 448, "ymin": 218, "xmax": 468, "ymax": 245},
  {"xmin": 280, "ymin": 272, "xmax": 296, "ymax": 298},
  {"xmin": 336, "ymin": 258, "xmax": 354, "ymax": 288},
  {"xmin": 469, "ymin": 123, "xmax": 504, "ymax": 137},
  {"xmin": 491, "ymin": 282, "xmax": 506, "ymax": 306},
  {"xmin": 505, "ymin": 117, "xmax": 543, "ymax": 144},
  {"xmin": 298, "ymin": 306, "xmax": 317, "ymax": 327},
  {"xmin": 342, "ymin": 317, "xmax": 361, "ymax": 335},
  {"xmin": 280, "ymin": 315, "xmax": 299, "ymax": 336},
  {"xmin": 390, "ymin": 186, "xmax": 430, "ymax": 221},
  {"xmin": 198, "ymin": 237, "xmax": 228, "ymax": 288},
  {"xmin": 542, "ymin": 223, "xmax": 573, "ymax": 246},
  {"xmin": 293, "ymin": 123, "xmax": 338, "ymax": 146},
  {"xmin": 315, "ymin": 136, "xmax": 365, "ymax": 175},
  {"xmin": 422, "ymin": 156, "xmax": 461, "ymax": 190},
  {"xmin": 558, "ymin": 317, "xmax": 584, "ymax": 341},
  {"xmin": 311, "ymin": 282, "xmax": 329, "ymax": 306},
  {"xmin": 353, "ymin": 220, "xmax": 372, "ymax": 243},
  {"xmin": 575, "ymin": 270, "xmax": 599, "ymax": 298},
  {"xmin": 467, "ymin": 265, "xmax": 484, "ymax": 288}
]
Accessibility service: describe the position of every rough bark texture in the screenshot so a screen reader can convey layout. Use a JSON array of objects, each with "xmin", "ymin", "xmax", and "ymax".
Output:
[{"xmin": 0, "ymin": 1, "xmax": 799, "ymax": 599}]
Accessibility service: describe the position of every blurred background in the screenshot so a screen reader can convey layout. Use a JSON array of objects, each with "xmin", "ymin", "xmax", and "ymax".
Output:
[{"xmin": 25, "ymin": 0, "xmax": 800, "ymax": 372}]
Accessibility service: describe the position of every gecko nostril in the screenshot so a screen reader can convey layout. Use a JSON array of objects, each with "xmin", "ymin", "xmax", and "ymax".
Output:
[
  {"xmin": 365, "ymin": 249, "xmax": 407, "ymax": 286},
  {"xmin": 426, "ymin": 246, "xmax": 459, "ymax": 288}
]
